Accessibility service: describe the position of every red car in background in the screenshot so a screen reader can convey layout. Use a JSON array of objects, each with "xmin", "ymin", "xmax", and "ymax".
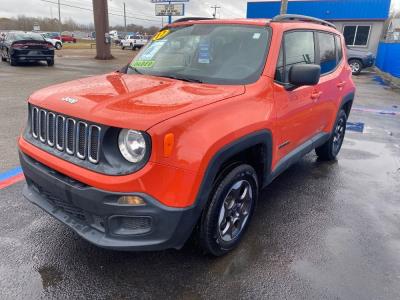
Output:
[
  {"xmin": 61, "ymin": 35, "xmax": 77, "ymax": 43},
  {"xmin": 45, "ymin": 32, "xmax": 77, "ymax": 43}
]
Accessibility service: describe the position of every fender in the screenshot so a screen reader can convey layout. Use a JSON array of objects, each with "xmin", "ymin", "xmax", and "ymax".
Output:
[{"xmin": 194, "ymin": 130, "xmax": 273, "ymax": 211}]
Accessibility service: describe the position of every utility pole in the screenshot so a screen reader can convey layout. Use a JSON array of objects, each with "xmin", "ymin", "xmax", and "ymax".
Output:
[
  {"xmin": 57, "ymin": 0, "xmax": 61, "ymax": 36},
  {"xmin": 211, "ymin": 5, "xmax": 221, "ymax": 18},
  {"xmin": 92, "ymin": 0, "xmax": 113, "ymax": 60},
  {"xmin": 280, "ymin": 0, "xmax": 289, "ymax": 14},
  {"xmin": 123, "ymin": 2, "xmax": 127, "ymax": 33}
]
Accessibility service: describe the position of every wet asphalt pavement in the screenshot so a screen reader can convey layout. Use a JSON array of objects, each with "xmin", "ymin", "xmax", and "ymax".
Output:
[{"xmin": 0, "ymin": 50, "xmax": 399, "ymax": 299}]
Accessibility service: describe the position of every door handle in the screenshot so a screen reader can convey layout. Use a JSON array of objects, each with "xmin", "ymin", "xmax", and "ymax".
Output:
[
  {"xmin": 337, "ymin": 81, "xmax": 346, "ymax": 88},
  {"xmin": 311, "ymin": 91, "xmax": 322, "ymax": 100}
]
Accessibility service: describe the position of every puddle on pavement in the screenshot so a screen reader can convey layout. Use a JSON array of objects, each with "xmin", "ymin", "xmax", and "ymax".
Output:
[
  {"xmin": 373, "ymin": 75, "xmax": 390, "ymax": 87},
  {"xmin": 353, "ymin": 106, "xmax": 400, "ymax": 116},
  {"xmin": 347, "ymin": 122, "xmax": 364, "ymax": 133},
  {"xmin": 37, "ymin": 265, "xmax": 63, "ymax": 289}
]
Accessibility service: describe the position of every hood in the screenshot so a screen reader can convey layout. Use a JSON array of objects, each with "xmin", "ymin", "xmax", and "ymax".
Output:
[
  {"xmin": 29, "ymin": 73, "xmax": 245, "ymax": 131},
  {"xmin": 346, "ymin": 47, "xmax": 374, "ymax": 57}
]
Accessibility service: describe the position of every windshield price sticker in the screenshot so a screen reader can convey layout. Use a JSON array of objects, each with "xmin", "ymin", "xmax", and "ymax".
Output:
[
  {"xmin": 130, "ymin": 60, "xmax": 155, "ymax": 68},
  {"xmin": 198, "ymin": 41, "xmax": 210, "ymax": 64},
  {"xmin": 140, "ymin": 40, "xmax": 166, "ymax": 60},
  {"xmin": 152, "ymin": 29, "xmax": 170, "ymax": 41},
  {"xmin": 253, "ymin": 33, "xmax": 261, "ymax": 39}
]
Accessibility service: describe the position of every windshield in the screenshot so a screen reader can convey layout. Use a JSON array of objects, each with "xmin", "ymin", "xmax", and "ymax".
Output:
[
  {"xmin": 127, "ymin": 24, "xmax": 271, "ymax": 85},
  {"xmin": 14, "ymin": 32, "xmax": 45, "ymax": 41}
]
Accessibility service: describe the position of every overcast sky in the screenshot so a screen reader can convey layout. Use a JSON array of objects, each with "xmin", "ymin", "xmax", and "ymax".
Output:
[{"xmin": 1, "ymin": 0, "xmax": 400, "ymax": 27}]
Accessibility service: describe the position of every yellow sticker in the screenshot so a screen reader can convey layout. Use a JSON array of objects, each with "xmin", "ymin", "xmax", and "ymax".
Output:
[{"xmin": 152, "ymin": 29, "xmax": 170, "ymax": 41}]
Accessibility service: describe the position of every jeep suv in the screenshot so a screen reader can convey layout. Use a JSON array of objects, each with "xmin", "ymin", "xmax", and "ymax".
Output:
[{"xmin": 18, "ymin": 15, "xmax": 355, "ymax": 256}]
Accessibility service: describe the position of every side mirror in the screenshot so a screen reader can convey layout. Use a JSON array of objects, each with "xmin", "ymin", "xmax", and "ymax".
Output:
[{"xmin": 287, "ymin": 64, "xmax": 321, "ymax": 90}]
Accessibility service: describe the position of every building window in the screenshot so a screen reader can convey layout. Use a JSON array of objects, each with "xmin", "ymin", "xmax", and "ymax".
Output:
[{"xmin": 343, "ymin": 25, "xmax": 371, "ymax": 46}]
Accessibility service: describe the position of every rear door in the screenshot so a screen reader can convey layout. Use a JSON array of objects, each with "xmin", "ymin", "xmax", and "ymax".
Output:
[{"xmin": 273, "ymin": 30, "xmax": 321, "ymax": 160}]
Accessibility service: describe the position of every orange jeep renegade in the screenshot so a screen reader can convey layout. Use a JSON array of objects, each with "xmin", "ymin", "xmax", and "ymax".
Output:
[{"xmin": 19, "ymin": 15, "xmax": 355, "ymax": 256}]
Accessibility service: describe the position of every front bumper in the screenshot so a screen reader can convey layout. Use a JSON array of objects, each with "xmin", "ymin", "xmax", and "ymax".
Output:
[
  {"xmin": 362, "ymin": 56, "xmax": 375, "ymax": 68},
  {"xmin": 20, "ymin": 151, "xmax": 199, "ymax": 251}
]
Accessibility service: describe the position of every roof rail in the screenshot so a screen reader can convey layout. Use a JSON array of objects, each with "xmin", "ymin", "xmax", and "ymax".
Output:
[
  {"xmin": 172, "ymin": 17, "xmax": 215, "ymax": 24},
  {"xmin": 271, "ymin": 14, "xmax": 336, "ymax": 29}
]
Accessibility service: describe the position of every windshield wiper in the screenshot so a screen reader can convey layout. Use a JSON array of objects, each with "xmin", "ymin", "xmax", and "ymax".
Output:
[
  {"xmin": 127, "ymin": 65, "xmax": 143, "ymax": 75},
  {"xmin": 159, "ymin": 74, "xmax": 203, "ymax": 83}
]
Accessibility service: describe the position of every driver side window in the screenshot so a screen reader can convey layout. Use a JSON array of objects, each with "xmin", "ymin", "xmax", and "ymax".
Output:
[{"xmin": 275, "ymin": 31, "xmax": 315, "ymax": 84}]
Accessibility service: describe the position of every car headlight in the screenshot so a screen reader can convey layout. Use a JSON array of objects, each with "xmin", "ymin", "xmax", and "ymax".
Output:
[{"xmin": 118, "ymin": 129, "xmax": 147, "ymax": 163}]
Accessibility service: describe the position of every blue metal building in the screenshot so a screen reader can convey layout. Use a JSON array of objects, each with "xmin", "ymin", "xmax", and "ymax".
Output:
[{"xmin": 247, "ymin": 0, "xmax": 391, "ymax": 53}]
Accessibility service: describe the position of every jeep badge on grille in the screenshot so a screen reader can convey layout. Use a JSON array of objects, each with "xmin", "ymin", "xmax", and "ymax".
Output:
[{"xmin": 61, "ymin": 97, "xmax": 78, "ymax": 104}]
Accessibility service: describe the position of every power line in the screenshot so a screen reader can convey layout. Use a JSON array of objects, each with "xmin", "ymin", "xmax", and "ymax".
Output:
[
  {"xmin": 61, "ymin": 0, "xmax": 157, "ymax": 19},
  {"xmin": 39, "ymin": 0, "xmax": 159, "ymax": 23}
]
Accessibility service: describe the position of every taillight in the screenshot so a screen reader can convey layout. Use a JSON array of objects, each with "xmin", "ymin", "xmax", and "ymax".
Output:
[{"xmin": 12, "ymin": 43, "xmax": 24, "ymax": 49}]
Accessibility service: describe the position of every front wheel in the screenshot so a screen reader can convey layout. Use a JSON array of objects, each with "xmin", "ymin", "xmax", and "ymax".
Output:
[
  {"xmin": 315, "ymin": 109, "xmax": 347, "ymax": 161},
  {"xmin": 55, "ymin": 43, "xmax": 62, "ymax": 50},
  {"xmin": 198, "ymin": 164, "xmax": 258, "ymax": 256}
]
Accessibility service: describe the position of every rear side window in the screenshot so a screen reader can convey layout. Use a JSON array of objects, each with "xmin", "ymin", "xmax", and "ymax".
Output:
[
  {"xmin": 318, "ymin": 32, "xmax": 336, "ymax": 74},
  {"xmin": 275, "ymin": 31, "xmax": 315, "ymax": 83},
  {"xmin": 335, "ymin": 35, "xmax": 343, "ymax": 62}
]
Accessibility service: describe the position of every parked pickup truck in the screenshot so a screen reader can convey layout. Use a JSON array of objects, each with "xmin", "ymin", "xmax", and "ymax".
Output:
[{"xmin": 121, "ymin": 35, "xmax": 148, "ymax": 50}]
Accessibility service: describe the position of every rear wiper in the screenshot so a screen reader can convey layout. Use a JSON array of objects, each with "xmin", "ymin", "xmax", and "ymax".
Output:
[{"xmin": 159, "ymin": 75, "xmax": 203, "ymax": 83}]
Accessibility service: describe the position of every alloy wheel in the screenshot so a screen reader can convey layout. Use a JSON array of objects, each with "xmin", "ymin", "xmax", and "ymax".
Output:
[
  {"xmin": 218, "ymin": 179, "xmax": 253, "ymax": 242},
  {"xmin": 332, "ymin": 117, "xmax": 345, "ymax": 155},
  {"xmin": 350, "ymin": 62, "xmax": 360, "ymax": 73}
]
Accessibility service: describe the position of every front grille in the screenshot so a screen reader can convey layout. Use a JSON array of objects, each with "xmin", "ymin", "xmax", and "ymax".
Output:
[{"xmin": 30, "ymin": 106, "xmax": 101, "ymax": 164}]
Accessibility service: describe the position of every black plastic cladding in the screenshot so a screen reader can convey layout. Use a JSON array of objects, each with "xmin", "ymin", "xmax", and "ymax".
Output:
[{"xmin": 24, "ymin": 104, "xmax": 151, "ymax": 176}]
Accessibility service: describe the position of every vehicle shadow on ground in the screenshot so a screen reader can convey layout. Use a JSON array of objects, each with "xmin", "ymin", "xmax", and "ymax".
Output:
[
  {"xmin": 29, "ymin": 153, "xmax": 341, "ymax": 298},
  {"xmin": 3, "ymin": 61, "xmax": 50, "ymax": 67}
]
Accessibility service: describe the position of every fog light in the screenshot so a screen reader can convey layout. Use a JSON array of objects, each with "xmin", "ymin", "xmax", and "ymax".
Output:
[{"xmin": 118, "ymin": 195, "xmax": 145, "ymax": 206}]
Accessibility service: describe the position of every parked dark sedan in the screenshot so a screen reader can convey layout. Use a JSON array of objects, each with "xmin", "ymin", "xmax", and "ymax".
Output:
[
  {"xmin": 346, "ymin": 47, "xmax": 375, "ymax": 75},
  {"xmin": 0, "ymin": 31, "xmax": 55, "ymax": 66}
]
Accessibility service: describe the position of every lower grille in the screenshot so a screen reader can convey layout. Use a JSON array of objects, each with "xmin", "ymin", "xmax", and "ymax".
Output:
[{"xmin": 33, "ymin": 183, "xmax": 86, "ymax": 221}]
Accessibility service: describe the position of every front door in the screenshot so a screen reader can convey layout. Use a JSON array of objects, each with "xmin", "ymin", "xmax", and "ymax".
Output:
[{"xmin": 274, "ymin": 30, "xmax": 321, "ymax": 161}]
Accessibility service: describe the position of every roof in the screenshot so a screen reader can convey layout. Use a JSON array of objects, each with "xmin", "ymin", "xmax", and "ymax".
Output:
[
  {"xmin": 168, "ymin": 18, "xmax": 270, "ymax": 27},
  {"xmin": 247, "ymin": 0, "xmax": 391, "ymax": 21},
  {"xmin": 166, "ymin": 17, "xmax": 341, "ymax": 35}
]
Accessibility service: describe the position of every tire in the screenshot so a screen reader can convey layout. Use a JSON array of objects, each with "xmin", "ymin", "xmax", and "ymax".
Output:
[
  {"xmin": 47, "ymin": 59, "xmax": 54, "ymax": 66},
  {"xmin": 348, "ymin": 59, "xmax": 363, "ymax": 75},
  {"xmin": 9, "ymin": 56, "xmax": 17, "ymax": 66},
  {"xmin": 315, "ymin": 109, "xmax": 347, "ymax": 161},
  {"xmin": 55, "ymin": 43, "xmax": 62, "ymax": 50},
  {"xmin": 121, "ymin": 46, "xmax": 125, "ymax": 50},
  {"xmin": 1, "ymin": 54, "xmax": 6, "ymax": 62},
  {"xmin": 198, "ymin": 164, "xmax": 258, "ymax": 256}
]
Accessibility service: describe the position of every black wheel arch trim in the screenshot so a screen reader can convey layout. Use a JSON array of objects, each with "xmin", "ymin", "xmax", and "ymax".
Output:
[
  {"xmin": 191, "ymin": 130, "xmax": 272, "ymax": 214},
  {"xmin": 340, "ymin": 91, "xmax": 355, "ymax": 117}
]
